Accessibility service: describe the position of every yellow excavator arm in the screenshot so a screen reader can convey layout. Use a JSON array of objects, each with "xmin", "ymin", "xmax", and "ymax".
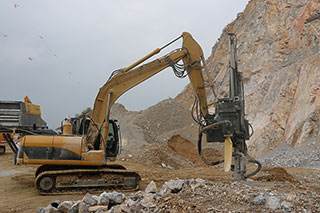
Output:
[{"xmin": 87, "ymin": 32, "xmax": 209, "ymax": 146}]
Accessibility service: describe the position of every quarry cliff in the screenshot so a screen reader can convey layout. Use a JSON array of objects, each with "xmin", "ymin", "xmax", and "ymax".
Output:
[{"xmin": 176, "ymin": 0, "xmax": 320, "ymax": 159}]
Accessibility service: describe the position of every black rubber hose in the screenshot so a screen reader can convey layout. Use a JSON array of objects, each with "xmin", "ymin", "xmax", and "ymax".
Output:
[
  {"xmin": 246, "ymin": 158, "xmax": 262, "ymax": 178},
  {"xmin": 199, "ymin": 120, "xmax": 232, "ymax": 134},
  {"xmin": 198, "ymin": 131, "xmax": 262, "ymax": 178},
  {"xmin": 197, "ymin": 133, "xmax": 224, "ymax": 166},
  {"xmin": 248, "ymin": 122, "xmax": 254, "ymax": 138}
]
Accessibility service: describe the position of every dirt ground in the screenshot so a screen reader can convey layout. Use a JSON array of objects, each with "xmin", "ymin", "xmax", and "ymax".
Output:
[{"xmin": 1, "ymin": 140, "xmax": 320, "ymax": 212}]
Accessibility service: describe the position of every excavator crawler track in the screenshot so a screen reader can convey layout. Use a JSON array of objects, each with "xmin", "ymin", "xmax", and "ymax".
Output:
[
  {"xmin": 35, "ymin": 165, "xmax": 140, "ymax": 195},
  {"xmin": 35, "ymin": 164, "xmax": 126, "ymax": 177}
]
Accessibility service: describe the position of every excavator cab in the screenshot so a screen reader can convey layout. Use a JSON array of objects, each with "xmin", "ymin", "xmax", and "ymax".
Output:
[
  {"xmin": 105, "ymin": 120, "xmax": 120, "ymax": 158},
  {"xmin": 91, "ymin": 119, "xmax": 120, "ymax": 157},
  {"xmin": 69, "ymin": 116, "xmax": 90, "ymax": 135},
  {"xmin": 68, "ymin": 116, "xmax": 120, "ymax": 157}
]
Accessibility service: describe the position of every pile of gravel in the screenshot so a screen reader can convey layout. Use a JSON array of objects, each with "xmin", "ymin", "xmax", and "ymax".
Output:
[
  {"xmin": 38, "ymin": 177, "xmax": 320, "ymax": 213},
  {"xmin": 258, "ymin": 140, "xmax": 320, "ymax": 169}
]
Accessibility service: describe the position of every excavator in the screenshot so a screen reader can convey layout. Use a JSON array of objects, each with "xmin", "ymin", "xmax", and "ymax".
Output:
[{"xmin": 16, "ymin": 32, "xmax": 261, "ymax": 194}]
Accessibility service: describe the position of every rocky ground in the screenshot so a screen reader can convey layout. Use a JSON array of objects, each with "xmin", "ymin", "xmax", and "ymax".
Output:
[
  {"xmin": 1, "ymin": 133, "xmax": 320, "ymax": 213},
  {"xmin": 258, "ymin": 140, "xmax": 320, "ymax": 169},
  {"xmin": 33, "ymin": 129, "xmax": 320, "ymax": 213},
  {"xmin": 38, "ymin": 174, "xmax": 320, "ymax": 213}
]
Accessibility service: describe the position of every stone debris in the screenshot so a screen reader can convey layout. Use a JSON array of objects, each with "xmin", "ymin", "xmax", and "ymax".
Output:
[
  {"xmin": 38, "ymin": 178, "xmax": 320, "ymax": 212},
  {"xmin": 51, "ymin": 200, "xmax": 61, "ymax": 208},
  {"xmin": 160, "ymin": 162, "xmax": 175, "ymax": 170},
  {"xmin": 68, "ymin": 200, "xmax": 81, "ymax": 213},
  {"xmin": 286, "ymin": 191, "xmax": 297, "ymax": 201},
  {"xmin": 281, "ymin": 201, "xmax": 293, "ymax": 210},
  {"xmin": 161, "ymin": 178, "xmax": 184, "ymax": 194},
  {"xmin": 78, "ymin": 201, "xmax": 90, "ymax": 213},
  {"xmin": 265, "ymin": 195, "xmax": 281, "ymax": 211},
  {"xmin": 45, "ymin": 204, "xmax": 59, "ymax": 213},
  {"xmin": 106, "ymin": 192, "xmax": 125, "ymax": 205},
  {"xmin": 88, "ymin": 205, "xmax": 109, "ymax": 212},
  {"xmin": 57, "ymin": 201, "xmax": 74, "ymax": 213},
  {"xmin": 189, "ymin": 178, "xmax": 207, "ymax": 191},
  {"xmin": 37, "ymin": 207, "xmax": 45, "ymax": 213},
  {"xmin": 252, "ymin": 193, "xmax": 265, "ymax": 205},
  {"xmin": 139, "ymin": 193, "xmax": 156, "ymax": 208},
  {"xmin": 144, "ymin": 180, "xmax": 157, "ymax": 194},
  {"xmin": 82, "ymin": 193, "xmax": 98, "ymax": 206},
  {"xmin": 98, "ymin": 192, "xmax": 110, "ymax": 206}
]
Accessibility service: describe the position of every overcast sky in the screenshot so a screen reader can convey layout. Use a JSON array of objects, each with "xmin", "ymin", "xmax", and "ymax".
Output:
[{"xmin": 0, "ymin": 0, "xmax": 249, "ymax": 128}]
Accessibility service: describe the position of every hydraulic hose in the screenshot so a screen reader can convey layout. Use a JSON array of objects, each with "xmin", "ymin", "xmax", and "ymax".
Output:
[
  {"xmin": 246, "ymin": 158, "xmax": 262, "ymax": 178},
  {"xmin": 199, "ymin": 120, "xmax": 232, "ymax": 134},
  {"xmin": 197, "ymin": 121, "xmax": 231, "ymax": 165},
  {"xmin": 197, "ymin": 125, "xmax": 262, "ymax": 178},
  {"xmin": 197, "ymin": 132, "xmax": 224, "ymax": 166}
]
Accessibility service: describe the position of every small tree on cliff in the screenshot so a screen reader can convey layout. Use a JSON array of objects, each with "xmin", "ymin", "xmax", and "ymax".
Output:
[{"xmin": 74, "ymin": 107, "xmax": 92, "ymax": 119}]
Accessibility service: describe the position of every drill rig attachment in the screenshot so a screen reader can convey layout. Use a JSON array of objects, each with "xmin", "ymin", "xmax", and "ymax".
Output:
[{"xmin": 197, "ymin": 33, "xmax": 261, "ymax": 180}]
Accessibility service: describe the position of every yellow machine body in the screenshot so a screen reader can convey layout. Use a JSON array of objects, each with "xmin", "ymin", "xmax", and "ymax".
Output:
[
  {"xmin": 0, "ymin": 133, "xmax": 12, "ymax": 144},
  {"xmin": 62, "ymin": 122, "xmax": 72, "ymax": 135},
  {"xmin": 17, "ymin": 135, "xmax": 104, "ymax": 166},
  {"xmin": 24, "ymin": 102, "xmax": 41, "ymax": 116}
]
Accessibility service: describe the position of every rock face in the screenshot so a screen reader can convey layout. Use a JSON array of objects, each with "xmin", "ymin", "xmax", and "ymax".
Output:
[{"xmin": 176, "ymin": 0, "xmax": 320, "ymax": 157}]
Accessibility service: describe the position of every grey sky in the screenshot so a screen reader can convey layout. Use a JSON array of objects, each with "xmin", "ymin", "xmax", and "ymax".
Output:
[{"xmin": 0, "ymin": 0, "xmax": 248, "ymax": 128}]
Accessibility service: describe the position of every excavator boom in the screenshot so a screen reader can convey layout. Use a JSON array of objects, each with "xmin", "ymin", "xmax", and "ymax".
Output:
[{"xmin": 87, "ymin": 32, "xmax": 208, "ymax": 146}]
